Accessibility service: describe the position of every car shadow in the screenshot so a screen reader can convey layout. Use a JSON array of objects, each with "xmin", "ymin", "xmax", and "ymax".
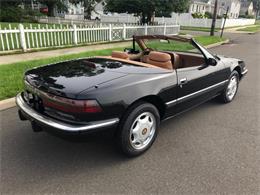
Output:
[{"xmin": 1, "ymin": 98, "xmax": 225, "ymax": 192}]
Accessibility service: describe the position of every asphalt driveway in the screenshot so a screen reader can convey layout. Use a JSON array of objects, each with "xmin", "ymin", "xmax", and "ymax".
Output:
[{"xmin": 0, "ymin": 33, "xmax": 259, "ymax": 194}]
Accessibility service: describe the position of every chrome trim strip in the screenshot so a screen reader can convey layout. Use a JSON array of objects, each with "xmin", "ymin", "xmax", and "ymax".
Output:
[
  {"xmin": 165, "ymin": 99, "xmax": 177, "ymax": 106},
  {"xmin": 166, "ymin": 80, "xmax": 229, "ymax": 106},
  {"xmin": 241, "ymin": 69, "xmax": 248, "ymax": 75},
  {"xmin": 16, "ymin": 93, "xmax": 119, "ymax": 132}
]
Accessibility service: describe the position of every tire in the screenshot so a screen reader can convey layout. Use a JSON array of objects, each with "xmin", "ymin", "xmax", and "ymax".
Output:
[
  {"xmin": 218, "ymin": 71, "xmax": 240, "ymax": 103},
  {"xmin": 116, "ymin": 102, "xmax": 160, "ymax": 157}
]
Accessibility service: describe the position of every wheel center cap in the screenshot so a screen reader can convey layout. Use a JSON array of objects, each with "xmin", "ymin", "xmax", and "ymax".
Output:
[{"xmin": 142, "ymin": 128, "xmax": 148, "ymax": 135}]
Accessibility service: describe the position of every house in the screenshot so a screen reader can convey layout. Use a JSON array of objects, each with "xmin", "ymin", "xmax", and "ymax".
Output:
[
  {"xmin": 240, "ymin": 0, "xmax": 255, "ymax": 16},
  {"xmin": 218, "ymin": 0, "xmax": 241, "ymax": 18},
  {"xmin": 54, "ymin": 0, "xmax": 84, "ymax": 20},
  {"xmin": 62, "ymin": 0, "xmax": 105, "ymax": 20},
  {"xmin": 189, "ymin": 0, "xmax": 241, "ymax": 19},
  {"xmin": 189, "ymin": 0, "xmax": 211, "ymax": 15}
]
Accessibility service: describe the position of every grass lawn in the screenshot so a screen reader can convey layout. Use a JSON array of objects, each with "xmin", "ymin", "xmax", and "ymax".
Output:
[
  {"xmin": 0, "ymin": 35, "xmax": 226, "ymax": 100},
  {"xmin": 237, "ymin": 25, "xmax": 260, "ymax": 32},
  {"xmin": 180, "ymin": 26, "xmax": 220, "ymax": 32}
]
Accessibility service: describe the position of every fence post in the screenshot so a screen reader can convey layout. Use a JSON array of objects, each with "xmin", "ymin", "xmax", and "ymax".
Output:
[
  {"xmin": 73, "ymin": 24, "xmax": 77, "ymax": 45},
  {"xmin": 122, "ymin": 24, "xmax": 126, "ymax": 40},
  {"xmin": 109, "ymin": 24, "xmax": 112, "ymax": 41},
  {"xmin": 163, "ymin": 23, "xmax": 167, "ymax": 35},
  {"xmin": 144, "ymin": 23, "xmax": 148, "ymax": 35},
  {"xmin": 19, "ymin": 24, "xmax": 27, "ymax": 52}
]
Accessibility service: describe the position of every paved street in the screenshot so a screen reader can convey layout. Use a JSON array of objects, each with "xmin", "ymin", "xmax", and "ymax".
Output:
[{"xmin": 0, "ymin": 33, "xmax": 259, "ymax": 194}]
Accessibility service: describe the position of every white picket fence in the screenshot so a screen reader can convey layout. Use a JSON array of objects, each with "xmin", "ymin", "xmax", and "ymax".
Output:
[
  {"xmin": 101, "ymin": 14, "xmax": 256, "ymax": 28},
  {"xmin": 0, "ymin": 23, "xmax": 180, "ymax": 53}
]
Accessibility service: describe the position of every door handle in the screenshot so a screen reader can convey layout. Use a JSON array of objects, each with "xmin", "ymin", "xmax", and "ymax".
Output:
[
  {"xmin": 179, "ymin": 78, "xmax": 188, "ymax": 88},
  {"xmin": 180, "ymin": 78, "xmax": 188, "ymax": 84}
]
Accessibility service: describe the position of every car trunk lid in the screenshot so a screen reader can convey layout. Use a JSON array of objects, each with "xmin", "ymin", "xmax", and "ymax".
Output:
[{"xmin": 25, "ymin": 59, "xmax": 128, "ymax": 99}]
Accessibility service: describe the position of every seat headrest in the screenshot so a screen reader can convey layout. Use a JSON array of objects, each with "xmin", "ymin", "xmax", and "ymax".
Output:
[
  {"xmin": 147, "ymin": 51, "xmax": 173, "ymax": 70},
  {"xmin": 111, "ymin": 51, "xmax": 129, "ymax": 60},
  {"xmin": 148, "ymin": 51, "xmax": 171, "ymax": 62}
]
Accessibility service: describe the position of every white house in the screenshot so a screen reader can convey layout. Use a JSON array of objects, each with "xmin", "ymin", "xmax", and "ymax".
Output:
[
  {"xmin": 189, "ymin": 0, "xmax": 241, "ymax": 19},
  {"xmin": 218, "ymin": 0, "xmax": 241, "ymax": 18},
  {"xmin": 189, "ymin": 0, "xmax": 209, "ymax": 15},
  {"xmin": 55, "ymin": 0, "xmax": 84, "ymax": 20},
  {"xmin": 240, "ymin": 0, "xmax": 255, "ymax": 16}
]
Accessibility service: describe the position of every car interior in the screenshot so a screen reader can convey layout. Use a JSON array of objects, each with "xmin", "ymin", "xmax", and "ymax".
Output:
[{"xmin": 110, "ymin": 36, "xmax": 206, "ymax": 70}]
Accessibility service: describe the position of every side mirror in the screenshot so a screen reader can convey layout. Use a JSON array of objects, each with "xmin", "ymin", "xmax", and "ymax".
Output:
[{"xmin": 207, "ymin": 58, "xmax": 217, "ymax": 66}]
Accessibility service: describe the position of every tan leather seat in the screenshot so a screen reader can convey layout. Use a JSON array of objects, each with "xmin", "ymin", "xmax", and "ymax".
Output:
[
  {"xmin": 141, "ymin": 55, "xmax": 149, "ymax": 63},
  {"xmin": 147, "ymin": 51, "xmax": 173, "ymax": 70},
  {"xmin": 163, "ymin": 52, "xmax": 180, "ymax": 69},
  {"xmin": 111, "ymin": 51, "xmax": 129, "ymax": 60}
]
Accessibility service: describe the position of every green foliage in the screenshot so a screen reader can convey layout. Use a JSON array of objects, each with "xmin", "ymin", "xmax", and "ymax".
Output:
[
  {"xmin": 204, "ymin": 11, "xmax": 213, "ymax": 19},
  {"xmin": 105, "ymin": 0, "xmax": 190, "ymax": 24},
  {"xmin": 191, "ymin": 12, "xmax": 204, "ymax": 18},
  {"xmin": 180, "ymin": 26, "xmax": 220, "ymax": 32},
  {"xmin": 237, "ymin": 25, "xmax": 260, "ymax": 32},
  {"xmin": 239, "ymin": 14, "xmax": 255, "ymax": 19},
  {"xmin": 0, "ymin": 6, "xmax": 42, "ymax": 23}
]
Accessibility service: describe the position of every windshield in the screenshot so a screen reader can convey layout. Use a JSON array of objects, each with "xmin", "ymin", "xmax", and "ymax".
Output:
[{"xmin": 143, "ymin": 39, "xmax": 203, "ymax": 54}]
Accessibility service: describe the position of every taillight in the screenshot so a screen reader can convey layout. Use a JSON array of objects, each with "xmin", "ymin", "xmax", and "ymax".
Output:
[{"xmin": 42, "ymin": 94, "xmax": 102, "ymax": 113}]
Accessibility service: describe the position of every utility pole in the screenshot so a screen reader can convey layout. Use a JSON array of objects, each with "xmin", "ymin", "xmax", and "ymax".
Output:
[
  {"xmin": 220, "ymin": 6, "xmax": 229, "ymax": 38},
  {"xmin": 210, "ymin": 0, "xmax": 218, "ymax": 36}
]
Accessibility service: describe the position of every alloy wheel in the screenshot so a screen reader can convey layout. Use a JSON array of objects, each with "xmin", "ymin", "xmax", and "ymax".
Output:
[
  {"xmin": 226, "ymin": 75, "xmax": 238, "ymax": 101},
  {"xmin": 129, "ymin": 112, "xmax": 156, "ymax": 150}
]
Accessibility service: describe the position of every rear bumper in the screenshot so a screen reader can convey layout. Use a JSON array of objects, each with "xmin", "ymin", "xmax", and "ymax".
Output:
[{"xmin": 16, "ymin": 93, "xmax": 119, "ymax": 133}]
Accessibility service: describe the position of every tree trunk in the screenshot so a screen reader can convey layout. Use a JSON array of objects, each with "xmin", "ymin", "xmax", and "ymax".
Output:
[
  {"xmin": 141, "ymin": 13, "xmax": 146, "ymax": 24},
  {"xmin": 47, "ymin": 4, "xmax": 55, "ymax": 17}
]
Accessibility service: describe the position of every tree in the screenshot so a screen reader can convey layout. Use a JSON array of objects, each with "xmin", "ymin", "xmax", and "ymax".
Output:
[
  {"xmin": 105, "ymin": 0, "xmax": 190, "ymax": 24},
  {"xmin": 37, "ymin": 0, "xmax": 68, "ymax": 16},
  {"xmin": 0, "ymin": 0, "xmax": 41, "ymax": 22},
  {"xmin": 252, "ymin": 0, "xmax": 260, "ymax": 18},
  {"xmin": 70, "ymin": 0, "xmax": 102, "ymax": 19}
]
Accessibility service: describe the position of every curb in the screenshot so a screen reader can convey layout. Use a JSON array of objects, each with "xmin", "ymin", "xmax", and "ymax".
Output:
[
  {"xmin": 0, "ymin": 97, "xmax": 16, "ymax": 111},
  {"xmin": 204, "ymin": 39, "xmax": 230, "ymax": 49},
  {"xmin": 0, "ymin": 39, "xmax": 230, "ymax": 111}
]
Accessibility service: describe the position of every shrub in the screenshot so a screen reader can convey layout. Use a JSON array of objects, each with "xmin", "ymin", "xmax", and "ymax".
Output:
[
  {"xmin": 0, "ymin": 6, "xmax": 44, "ymax": 23},
  {"xmin": 192, "ymin": 12, "xmax": 204, "ymax": 18},
  {"xmin": 204, "ymin": 11, "xmax": 213, "ymax": 18}
]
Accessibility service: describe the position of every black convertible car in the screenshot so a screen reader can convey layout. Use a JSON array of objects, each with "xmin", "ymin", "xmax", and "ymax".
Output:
[{"xmin": 16, "ymin": 35, "xmax": 248, "ymax": 156}]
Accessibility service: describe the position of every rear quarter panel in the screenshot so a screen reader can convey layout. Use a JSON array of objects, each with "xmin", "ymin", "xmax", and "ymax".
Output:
[{"xmin": 77, "ymin": 72, "xmax": 178, "ymax": 121}]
